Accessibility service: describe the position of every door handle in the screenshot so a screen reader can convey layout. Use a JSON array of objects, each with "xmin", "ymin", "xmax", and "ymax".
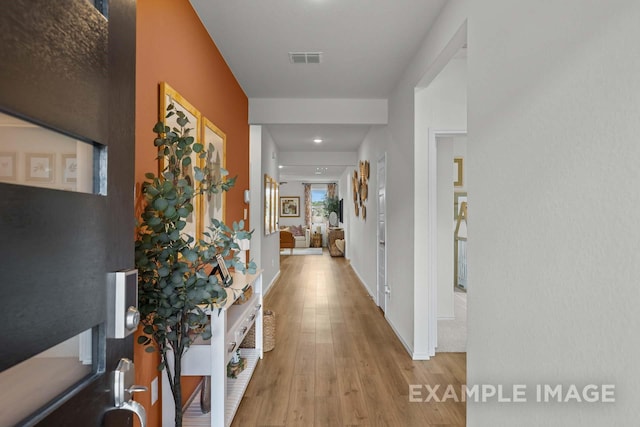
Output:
[
  {"xmin": 119, "ymin": 400, "xmax": 146, "ymax": 427},
  {"xmin": 113, "ymin": 358, "xmax": 147, "ymax": 427}
]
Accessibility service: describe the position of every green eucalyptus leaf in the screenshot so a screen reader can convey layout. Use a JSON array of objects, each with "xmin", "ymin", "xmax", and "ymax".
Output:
[
  {"xmin": 153, "ymin": 122, "xmax": 165, "ymax": 133},
  {"xmin": 153, "ymin": 198, "xmax": 169, "ymax": 211}
]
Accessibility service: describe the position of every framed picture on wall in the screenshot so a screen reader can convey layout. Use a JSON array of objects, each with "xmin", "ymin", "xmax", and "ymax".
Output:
[
  {"xmin": 0, "ymin": 152, "xmax": 16, "ymax": 181},
  {"xmin": 264, "ymin": 174, "xmax": 273, "ymax": 235},
  {"xmin": 280, "ymin": 196, "xmax": 300, "ymax": 217},
  {"xmin": 454, "ymin": 157, "xmax": 464, "ymax": 187},
  {"xmin": 454, "ymin": 191, "xmax": 467, "ymax": 220},
  {"xmin": 272, "ymin": 180, "xmax": 279, "ymax": 230},
  {"xmin": 201, "ymin": 117, "xmax": 226, "ymax": 232},
  {"xmin": 25, "ymin": 153, "xmax": 55, "ymax": 183},
  {"xmin": 159, "ymin": 82, "xmax": 202, "ymax": 240},
  {"xmin": 61, "ymin": 154, "xmax": 78, "ymax": 184}
]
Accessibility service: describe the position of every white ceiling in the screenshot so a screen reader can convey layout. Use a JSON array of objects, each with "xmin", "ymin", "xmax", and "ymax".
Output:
[
  {"xmin": 190, "ymin": 0, "xmax": 448, "ymax": 181},
  {"xmin": 266, "ymin": 124, "xmax": 371, "ymax": 152}
]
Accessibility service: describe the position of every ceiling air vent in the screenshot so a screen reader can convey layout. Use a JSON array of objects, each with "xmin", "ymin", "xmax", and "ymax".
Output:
[{"xmin": 289, "ymin": 52, "xmax": 322, "ymax": 64}]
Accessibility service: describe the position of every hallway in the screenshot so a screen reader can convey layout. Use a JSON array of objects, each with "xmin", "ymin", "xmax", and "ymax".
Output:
[{"xmin": 232, "ymin": 251, "xmax": 466, "ymax": 426}]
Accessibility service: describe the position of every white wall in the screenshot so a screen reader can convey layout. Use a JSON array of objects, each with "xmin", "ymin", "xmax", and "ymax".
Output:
[
  {"xmin": 347, "ymin": 125, "xmax": 387, "ymax": 300},
  {"xmin": 415, "ymin": 54, "xmax": 468, "ymax": 323},
  {"xmin": 468, "ymin": 1, "xmax": 640, "ymax": 425},
  {"xmin": 259, "ymin": 127, "xmax": 281, "ymax": 294},
  {"xmin": 436, "ymin": 136, "xmax": 454, "ymax": 319},
  {"xmin": 339, "ymin": 0, "xmax": 468, "ymax": 356},
  {"xmin": 338, "ymin": 169, "xmax": 351, "ymax": 259},
  {"xmin": 375, "ymin": 0, "xmax": 467, "ymax": 357}
]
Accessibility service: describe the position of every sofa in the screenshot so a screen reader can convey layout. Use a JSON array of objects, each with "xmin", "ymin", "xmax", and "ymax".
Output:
[{"xmin": 279, "ymin": 225, "xmax": 310, "ymax": 253}]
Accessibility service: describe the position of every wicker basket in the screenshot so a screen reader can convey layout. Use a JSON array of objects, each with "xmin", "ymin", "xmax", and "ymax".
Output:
[{"xmin": 240, "ymin": 309, "xmax": 275, "ymax": 352}]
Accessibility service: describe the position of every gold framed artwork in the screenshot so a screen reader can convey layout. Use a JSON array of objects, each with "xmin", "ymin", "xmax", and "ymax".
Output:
[
  {"xmin": 280, "ymin": 196, "xmax": 300, "ymax": 217},
  {"xmin": 454, "ymin": 192, "xmax": 467, "ymax": 220},
  {"xmin": 264, "ymin": 174, "xmax": 279, "ymax": 235},
  {"xmin": 159, "ymin": 82, "xmax": 202, "ymax": 240},
  {"xmin": 264, "ymin": 175, "xmax": 271, "ymax": 235},
  {"xmin": 454, "ymin": 157, "xmax": 464, "ymax": 187},
  {"xmin": 201, "ymin": 117, "xmax": 226, "ymax": 233},
  {"xmin": 273, "ymin": 181, "xmax": 279, "ymax": 231}
]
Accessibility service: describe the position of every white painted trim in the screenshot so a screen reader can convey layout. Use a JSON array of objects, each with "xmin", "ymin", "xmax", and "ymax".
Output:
[
  {"xmin": 376, "ymin": 153, "xmax": 387, "ymax": 311},
  {"xmin": 386, "ymin": 315, "xmax": 415, "ymax": 357},
  {"xmin": 354, "ymin": 254, "xmax": 415, "ymax": 358},
  {"xmin": 427, "ymin": 129, "xmax": 466, "ymax": 358},
  {"xmin": 263, "ymin": 270, "xmax": 281, "ymax": 297},
  {"xmin": 351, "ymin": 264, "xmax": 377, "ymax": 300}
]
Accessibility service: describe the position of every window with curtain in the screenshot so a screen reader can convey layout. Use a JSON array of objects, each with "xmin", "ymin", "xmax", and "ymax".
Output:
[{"xmin": 311, "ymin": 185, "xmax": 328, "ymax": 222}]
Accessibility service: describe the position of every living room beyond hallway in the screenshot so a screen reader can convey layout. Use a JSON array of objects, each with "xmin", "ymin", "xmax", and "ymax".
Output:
[{"xmin": 231, "ymin": 250, "xmax": 466, "ymax": 426}]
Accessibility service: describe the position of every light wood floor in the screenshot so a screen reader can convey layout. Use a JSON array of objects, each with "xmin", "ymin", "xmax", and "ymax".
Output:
[{"xmin": 232, "ymin": 250, "xmax": 466, "ymax": 427}]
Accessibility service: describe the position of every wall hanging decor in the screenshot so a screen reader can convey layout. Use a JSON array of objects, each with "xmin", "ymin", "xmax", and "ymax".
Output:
[
  {"xmin": 201, "ymin": 117, "xmax": 227, "ymax": 229},
  {"xmin": 159, "ymin": 81, "xmax": 202, "ymax": 239},
  {"xmin": 264, "ymin": 174, "xmax": 279, "ymax": 234},
  {"xmin": 279, "ymin": 196, "xmax": 300, "ymax": 217},
  {"xmin": 352, "ymin": 160, "xmax": 370, "ymax": 220},
  {"xmin": 454, "ymin": 157, "xmax": 464, "ymax": 187}
]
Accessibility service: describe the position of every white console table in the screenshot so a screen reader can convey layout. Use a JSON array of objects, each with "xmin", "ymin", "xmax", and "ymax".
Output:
[{"xmin": 162, "ymin": 271, "xmax": 263, "ymax": 427}]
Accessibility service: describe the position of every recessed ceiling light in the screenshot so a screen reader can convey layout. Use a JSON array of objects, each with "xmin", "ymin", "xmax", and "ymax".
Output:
[
  {"xmin": 278, "ymin": 165, "xmax": 283, "ymax": 169},
  {"xmin": 313, "ymin": 138, "xmax": 322, "ymax": 143}
]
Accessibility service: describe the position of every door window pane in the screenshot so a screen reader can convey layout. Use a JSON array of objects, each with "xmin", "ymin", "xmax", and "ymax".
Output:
[
  {"xmin": 0, "ymin": 112, "xmax": 106, "ymax": 194},
  {"xmin": 0, "ymin": 328, "xmax": 95, "ymax": 426}
]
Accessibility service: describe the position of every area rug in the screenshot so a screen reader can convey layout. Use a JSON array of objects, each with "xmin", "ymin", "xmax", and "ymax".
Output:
[
  {"xmin": 280, "ymin": 247, "xmax": 323, "ymax": 256},
  {"xmin": 436, "ymin": 291, "xmax": 467, "ymax": 352}
]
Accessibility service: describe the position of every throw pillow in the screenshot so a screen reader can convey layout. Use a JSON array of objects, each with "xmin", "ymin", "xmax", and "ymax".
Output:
[{"xmin": 291, "ymin": 225, "xmax": 303, "ymax": 236}]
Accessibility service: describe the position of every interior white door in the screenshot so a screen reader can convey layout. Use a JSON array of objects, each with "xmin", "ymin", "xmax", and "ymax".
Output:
[{"xmin": 377, "ymin": 154, "xmax": 387, "ymax": 312}]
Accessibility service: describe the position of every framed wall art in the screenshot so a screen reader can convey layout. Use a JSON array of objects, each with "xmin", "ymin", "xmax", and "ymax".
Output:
[
  {"xmin": 201, "ymin": 117, "xmax": 226, "ymax": 233},
  {"xmin": 25, "ymin": 153, "xmax": 55, "ymax": 183},
  {"xmin": 61, "ymin": 154, "xmax": 78, "ymax": 184},
  {"xmin": 454, "ymin": 157, "xmax": 464, "ymax": 187},
  {"xmin": 159, "ymin": 82, "xmax": 202, "ymax": 239},
  {"xmin": 454, "ymin": 192, "xmax": 468, "ymax": 220},
  {"xmin": 272, "ymin": 179, "xmax": 279, "ymax": 231},
  {"xmin": 0, "ymin": 152, "xmax": 16, "ymax": 181},
  {"xmin": 280, "ymin": 196, "xmax": 300, "ymax": 218}
]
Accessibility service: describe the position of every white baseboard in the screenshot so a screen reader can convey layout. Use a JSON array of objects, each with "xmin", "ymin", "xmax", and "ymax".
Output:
[
  {"xmin": 264, "ymin": 270, "xmax": 281, "ymax": 297},
  {"xmin": 350, "ymin": 264, "xmax": 419, "ymax": 360},
  {"xmin": 385, "ymin": 315, "xmax": 416, "ymax": 358},
  {"xmin": 412, "ymin": 351, "xmax": 432, "ymax": 360},
  {"xmin": 350, "ymin": 264, "xmax": 376, "ymax": 300}
]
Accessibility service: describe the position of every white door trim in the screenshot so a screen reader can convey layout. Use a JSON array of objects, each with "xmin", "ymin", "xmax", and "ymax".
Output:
[
  {"xmin": 377, "ymin": 153, "xmax": 387, "ymax": 311},
  {"xmin": 427, "ymin": 129, "xmax": 466, "ymax": 357}
]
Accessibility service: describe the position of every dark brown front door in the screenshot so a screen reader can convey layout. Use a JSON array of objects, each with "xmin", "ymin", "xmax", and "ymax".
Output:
[{"xmin": 0, "ymin": 0, "xmax": 136, "ymax": 425}]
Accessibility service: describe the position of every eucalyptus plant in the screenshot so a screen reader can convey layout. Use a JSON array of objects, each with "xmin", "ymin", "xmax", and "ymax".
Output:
[
  {"xmin": 324, "ymin": 196, "xmax": 340, "ymax": 216},
  {"xmin": 135, "ymin": 104, "xmax": 256, "ymax": 427}
]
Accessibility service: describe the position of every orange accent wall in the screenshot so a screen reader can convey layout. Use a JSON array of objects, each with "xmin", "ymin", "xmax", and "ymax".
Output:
[{"xmin": 134, "ymin": 1, "xmax": 249, "ymax": 425}]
